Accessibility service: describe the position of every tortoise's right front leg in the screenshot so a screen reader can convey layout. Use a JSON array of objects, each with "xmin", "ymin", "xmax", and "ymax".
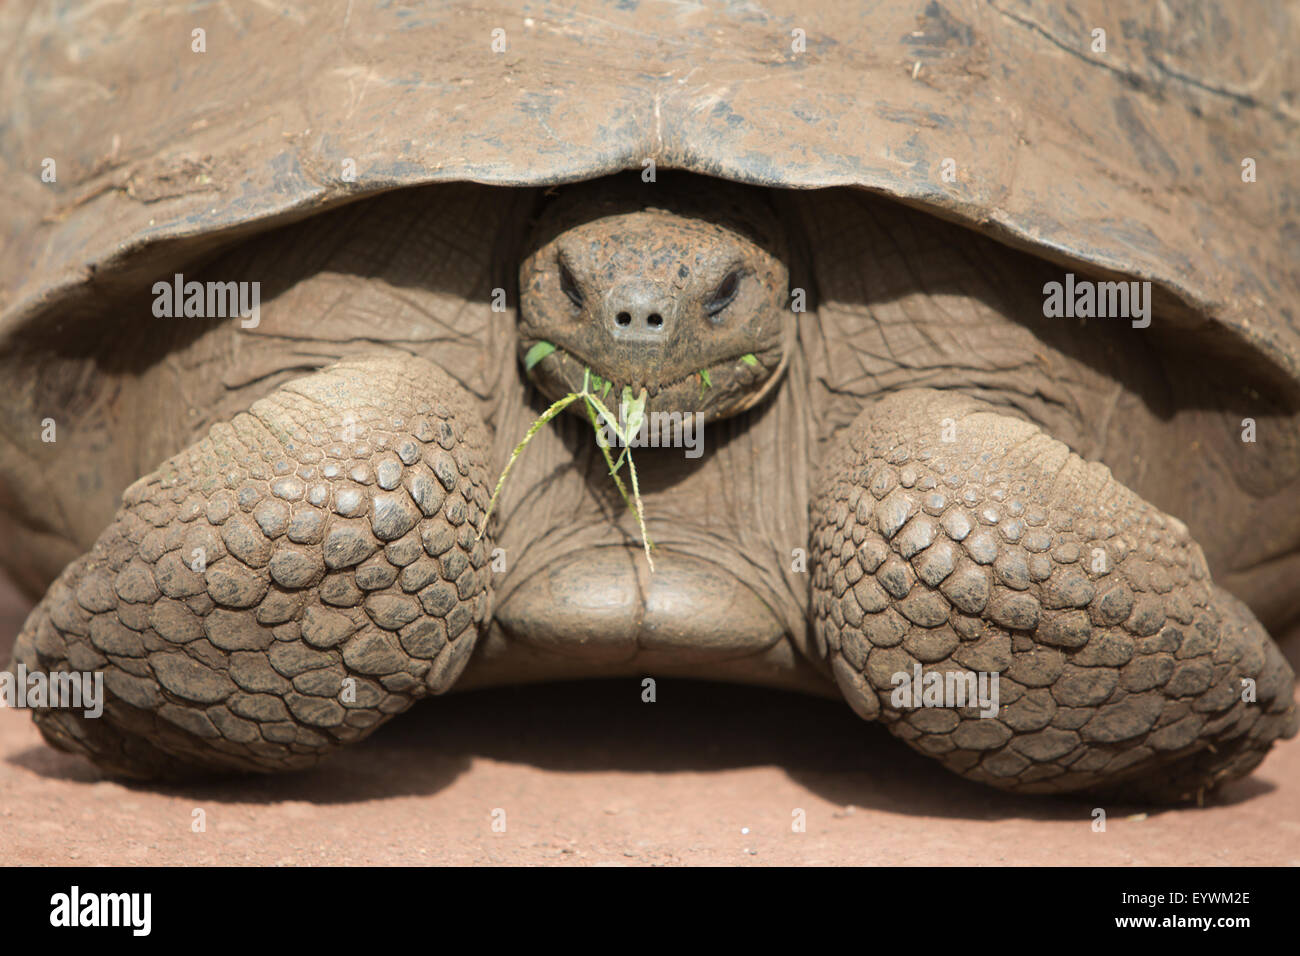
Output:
[{"xmin": 9, "ymin": 354, "xmax": 494, "ymax": 777}]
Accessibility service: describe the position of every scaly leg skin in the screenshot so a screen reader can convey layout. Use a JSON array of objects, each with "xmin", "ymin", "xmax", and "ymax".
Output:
[
  {"xmin": 812, "ymin": 389, "xmax": 1298, "ymax": 802},
  {"xmin": 8, "ymin": 354, "xmax": 494, "ymax": 778}
]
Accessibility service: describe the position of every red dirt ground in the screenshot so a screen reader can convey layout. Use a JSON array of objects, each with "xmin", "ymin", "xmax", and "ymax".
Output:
[{"xmin": 1, "ymin": 571, "xmax": 1297, "ymax": 866}]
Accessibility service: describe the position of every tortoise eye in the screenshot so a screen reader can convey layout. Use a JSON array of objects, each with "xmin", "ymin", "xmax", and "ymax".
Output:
[
  {"xmin": 558, "ymin": 261, "xmax": 584, "ymax": 308},
  {"xmin": 706, "ymin": 270, "xmax": 741, "ymax": 316}
]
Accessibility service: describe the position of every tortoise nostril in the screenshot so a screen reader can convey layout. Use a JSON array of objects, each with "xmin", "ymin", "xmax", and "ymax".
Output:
[{"xmin": 607, "ymin": 292, "xmax": 670, "ymax": 338}]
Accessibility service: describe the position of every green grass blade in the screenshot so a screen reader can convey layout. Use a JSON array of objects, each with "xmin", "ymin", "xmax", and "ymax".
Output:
[
  {"xmin": 583, "ymin": 388, "xmax": 652, "ymax": 560},
  {"xmin": 584, "ymin": 396, "xmax": 638, "ymax": 513},
  {"xmin": 584, "ymin": 392, "xmax": 626, "ymax": 444},
  {"xmin": 626, "ymin": 450, "xmax": 654, "ymax": 571},
  {"xmin": 479, "ymin": 364, "xmax": 656, "ymax": 571},
  {"xmin": 477, "ymin": 391, "xmax": 579, "ymax": 539},
  {"xmin": 523, "ymin": 341, "xmax": 556, "ymax": 371}
]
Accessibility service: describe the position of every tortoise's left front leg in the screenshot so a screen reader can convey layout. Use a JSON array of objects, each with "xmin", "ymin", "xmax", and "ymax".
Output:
[{"xmin": 811, "ymin": 389, "xmax": 1297, "ymax": 802}]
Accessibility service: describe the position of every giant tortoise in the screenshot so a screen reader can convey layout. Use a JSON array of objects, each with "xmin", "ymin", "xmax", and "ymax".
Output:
[{"xmin": 1, "ymin": 0, "xmax": 1297, "ymax": 801}]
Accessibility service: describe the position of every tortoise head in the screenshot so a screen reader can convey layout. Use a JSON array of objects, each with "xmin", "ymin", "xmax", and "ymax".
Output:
[{"xmin": 517, "ymin": 175, "xmax": 792, "ymax": 423}]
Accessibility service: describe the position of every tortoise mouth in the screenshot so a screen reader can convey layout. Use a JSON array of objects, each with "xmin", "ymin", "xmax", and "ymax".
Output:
[{"xmin": 518, "ymin": 336, "xmax": 788, "ymax": 423}]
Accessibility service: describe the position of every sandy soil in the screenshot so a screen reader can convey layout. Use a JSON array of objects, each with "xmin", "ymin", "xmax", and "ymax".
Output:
[{"xmin": 2, "ymin": 571, "xmax": 1297, "ymax": 867}]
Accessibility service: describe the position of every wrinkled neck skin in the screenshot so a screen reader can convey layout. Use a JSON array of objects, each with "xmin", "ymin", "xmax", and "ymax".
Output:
[
  {"xmin": 464, "ymin": 333, "xmax": 825, "ymax": 694},
  {"xmin": 463, "ymin": 178, "xmax": 825, "ymax": 695}
]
